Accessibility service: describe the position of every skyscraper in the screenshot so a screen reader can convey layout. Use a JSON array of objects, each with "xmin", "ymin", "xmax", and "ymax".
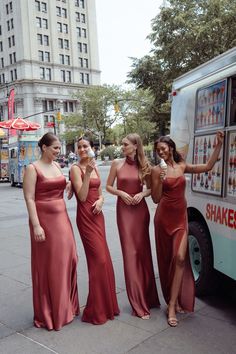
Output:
[{"xmin": 0, "ymin": 0, "xmax": 100, "ymax": 145}]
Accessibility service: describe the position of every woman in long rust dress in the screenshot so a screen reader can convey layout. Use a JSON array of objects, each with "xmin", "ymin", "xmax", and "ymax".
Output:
[
  {"xmin": 70, "ymin": 137, "xmax": 119, "ymax": 325},
  {"xmin": 23, "ymin": 132, "xmax": 79, "ymax": 331},
  {"xmin": 106, "ymin": 133, "xmax": 160, "ymax": 319},
  {"xmin": 151, "ymin": 131, "xmax": 224, "ymax": 327}
]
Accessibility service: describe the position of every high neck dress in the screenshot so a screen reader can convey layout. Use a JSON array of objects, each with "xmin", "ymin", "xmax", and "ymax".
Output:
[
  {"xmin": 154, "ymin": 175, "xmax": 195, "ymax": 312},
  {"xmin": 30, "ymin": 163, "xmax": 79, "ymax": 331},
  {"xmin": 116, "ymin": 157, "xmax": 160, "ymax": 317},
  {"xmin": 74, "ymin": 165, "xmax": 120, "ymax": 324}
]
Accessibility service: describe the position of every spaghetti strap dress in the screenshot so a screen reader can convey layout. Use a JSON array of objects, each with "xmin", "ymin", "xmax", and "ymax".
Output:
[
  {"xmin": 30, "ymin": 163, "xmax": 79, "ymax": 331},
  {"xmin": 116, "ymin": 157, "xmax": 160, "ymax": 317},
  {"xmin": 74, "ymin": 165, "xmax": 120, "ymax": 324},
  {"xmin": 154, "ymin": 176, "xmax": 195, "ymax": 312}
]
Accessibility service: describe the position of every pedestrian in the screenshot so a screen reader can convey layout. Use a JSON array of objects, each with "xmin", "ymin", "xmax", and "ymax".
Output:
[
  {"xmin": 23, "ymin": 132, "xmax": 79, "ymax": 331},
  {"xmin": 70, "ymin": 136, "xmax": 120, "ymax": 324},
  {"xmin": 106, "ymin": 133, "xmax": 160, "ymax": 319},
  {"xmin": 151, "ymin": 131, "xmax": 224, "ymax": 327}
]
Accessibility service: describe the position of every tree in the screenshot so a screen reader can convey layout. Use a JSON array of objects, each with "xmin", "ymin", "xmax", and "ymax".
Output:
[
  {"xmin": 128, "ymin": 0, "xmax": 236, "ymax": 135},
  {"xmin": 63, "ymin": 84, "xmax": 122, "ymax": 145}
]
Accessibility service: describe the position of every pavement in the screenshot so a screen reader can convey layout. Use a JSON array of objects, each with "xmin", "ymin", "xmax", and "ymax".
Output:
[{"xmin": 0, "ymin": 165, "xmax": 236, "ymax": 354}]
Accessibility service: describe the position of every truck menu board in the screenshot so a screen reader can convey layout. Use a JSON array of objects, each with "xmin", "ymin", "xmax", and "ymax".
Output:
[
  {"xmin": 195, "ymin": 80, "xmax": 226, "ymax": 132},
  {"xmin": 192, "ymin": 134, "xmax": 223, "ymax": 196},
  {"xmin": 227, "ymin": 131, "xmax": 236, "ymax": 198}
]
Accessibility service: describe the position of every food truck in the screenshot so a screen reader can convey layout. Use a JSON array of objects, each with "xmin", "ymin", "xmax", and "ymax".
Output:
[
  {"xmin": 0, "ymin": 136, "xmax": 9, "ymax": 182},
  {"xmin": 9, "ymin": 134, "xmax": 40, "ymax": 186},
  {"xmin": 170, "ymin": 47, "xmax": 236, "ymax": 295}
]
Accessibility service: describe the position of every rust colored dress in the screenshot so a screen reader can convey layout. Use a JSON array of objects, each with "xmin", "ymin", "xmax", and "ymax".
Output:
[
  {"xmin": 154, "ymin": 176, "xmax": 195, "ymax": 312},
  {"xmin": 30, "ymin": 164, "xmax": 79, "ymax": 331},
  {"xmin": 74, "ymin": 165, "xmax": 120, "ymax": 324},
  {"xmin": 116, "ymin": 157, "xmax": 160, "ymax": 317}
]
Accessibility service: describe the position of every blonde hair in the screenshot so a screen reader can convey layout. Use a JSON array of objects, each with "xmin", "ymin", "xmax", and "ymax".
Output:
[{"xmin": 125, "ymin": 133, "xmax": 151, "ymax": 183}]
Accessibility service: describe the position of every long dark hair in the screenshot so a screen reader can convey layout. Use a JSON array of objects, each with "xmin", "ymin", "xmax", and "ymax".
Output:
[
  {"xmin": 154, "ymin": 136, "xmax": 184, "ymax": 163},
  {"xmin": 38, "ymin": 132, "xmax": 58, "ymax": 151}
]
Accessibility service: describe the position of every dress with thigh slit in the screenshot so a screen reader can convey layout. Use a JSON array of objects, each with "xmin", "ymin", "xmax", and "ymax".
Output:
[
  {"xmin": 30, "ymin": 163, "xmax": 79, "ymax": 331},
  {"xmin": 116, "ymin": 157, "xmax": 160, "ymax": 317},
  {"xmin": 74, "ymin": 165, "xmax": 120, "ymax": 324},
  {"xmin": 154, "ymin": 175, "xmax": 195, "ymax": 312}
]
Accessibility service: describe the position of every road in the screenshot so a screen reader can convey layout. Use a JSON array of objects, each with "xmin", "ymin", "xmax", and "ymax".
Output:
[{"xmin": 0, "ymin": 165, "xmax": 236, "ymax": 354}]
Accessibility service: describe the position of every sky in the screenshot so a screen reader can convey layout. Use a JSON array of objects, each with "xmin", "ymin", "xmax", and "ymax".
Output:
[{"xmin": 96, "ymin": 0, "xmax": 163, "ymax": 86}]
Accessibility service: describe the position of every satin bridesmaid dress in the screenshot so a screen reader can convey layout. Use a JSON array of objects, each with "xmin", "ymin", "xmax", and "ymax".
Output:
[
  {"xmin": 30, "ymin": 164, "xmax": 80, "ymax": 331},
  {"xmin": 116, "ymin": 157, "xmax": 160, "ymax": 317},
  {"xmin": 154, "ymin": 176, "xmax": 195, "ymax": 312},
  {"xmin": 74, "ymin": 165, "xmax": 120, "ymax": 324}
]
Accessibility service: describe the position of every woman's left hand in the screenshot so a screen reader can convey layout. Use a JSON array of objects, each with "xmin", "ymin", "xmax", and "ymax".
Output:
[
  {"xmin": 92, "ymin": 199, "xmax": 103, "ymax": 214},
  {"xmin": 66, "ymin": 181, "xmax": 73, "ymax": 200},
  {"xmin": 132, "ymin": 192, "xmax": 144, "ymax": 205},
  {"xmin": 216, "ymin": 131, "xmax": 224, "ymax": 145}
]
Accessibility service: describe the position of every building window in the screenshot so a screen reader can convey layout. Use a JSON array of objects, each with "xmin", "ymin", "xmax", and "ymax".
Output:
[
  {"xmin": 64, "ymin": 39, "xmax": 69, "ymax": 49},
  {"xmin": 78, "ymin": 42, "xmax": 82, "ymax": 52},
  {"xmin": 79, "ymin": 57, "xmax": 83, "ymax": 67},
  {"xmin": 42, "ymin": 18, "xmax": 48, "ymax": 29},
  {"xmin": 63, "ymin": 24, "xmax": 68, "ymax": 33},
  {"xmin": 12, "ymin": 35, "xmax": 15, "ymax": 46},
  {"xmin": 35, "ymin": 0, "xmax": 40, "ymax": 11},
  {"xmin": 59, "ymin": 54, "xmax": 64, "ymax": 64},
  {"xmin": 37, "ymin": 33, "xmax": 43, "ymax": 45},
  {"xmin": 0, "ymin": 42, "xmax": 2, "ymax": 52},
  {"xmin": 13, "ymin": 52, "xmax": 16, "ymax": 63},
  {"xmin": 43, "ymin": 35, "xmax": 49, "ymax": 46},
  {"xmin": 75, "ymin": 0, "xmax": 79, "ymax": 6},
  {"xmin": 38, "ymin": 50, "xmax": 44, "ymax": 61},
  {"xmin": 82, "ymin": 28, "xmax": 86, "ymax": 38},
  {"xmin": 41, "ymin": 2, "xmax": 47, "ymax": 12},
  {"xmin": 9, "ymin": 2, "xmax": 13, "ymax": 12},
  {"xmin": 8, "ymin": 37, "xmax": 11, "ymax": 48},
  {"xmin": 80, "ymin": 72, "xmax": 84, "ymax": 84},
  {"xmin": 76, "ymin": 12, "xmax": 80, "ymax": 21},
  {"xmin": 45, "ymin": 68, "xmax": 51, "ymax": 80},
  {"xmin": 7, "ymin": 20, "xmax": 10, "ymax": 31},
  {"xmin": 11, "ymin": 18, "xmax": 14, "ymax": 29},
  {"xmin": 80, "ymin": 0, "xmax": 85, "ymax": 8},
  {"xmin": 84, "ymin": 58, "xmax": 88, "ymax": 68},
  {"xmin": 77, "ymin": 27, "xmax": 81, "ymax": 37},
  {"xmin": 56, "ymin": 6, "xmax": 61, "ymax": 16},
  {"xmin": 9, "ymin": 53, "xmax": 12, "ymax": 64},
  {"xmin": 14, "ymin": 68, "xmax": 17, "ymax": 80},
  {"xmin": 83, "ymin": 43, "xmax": 87, "ymax": 53},
  {"xmin": 57, "ymin": 22, "xmax": 62, "ymax": 32},
  {"xmin": 40, "ymin": 67, "xmax": 51, "ymax": 80},
  {"xmin": 61, "ymin": 70, "xmax": 65, "ymax": 82},
  {"xmin": 65, "ymin": 55, "xmax": 70, "ymax": 65},
  {"xmin": 0, "ymin": 26, "xmax": 2, "ymax": 35},
  {"xmin": 66, "ymin": 71, "xmax": 71, "ymax": 82},
  {"xmin": 58, "ymin": 38, "xmax": 63, "ymax": 48},
  {"xmin": 36, "ymin": 17, "xmax": 41, "ymax": 28},
  {"xmin": 81, "ymin": 13, "xmax": 85, "ymax": 23},
  {"xmin": 62, "ymin": 8, "xmax": 67, "ymax": 18},
  {"xmin": 1, "ymin": 58, "xmax": 4, "ymax": 69},
  {"xmin": 44, "ymin": 51, "xmax": 50, "ymax": 62},
  {"xmin": 6, "ymin": 4, "xmax": 9, "ymax": 15},
  {"xmin": 10, "ymin": 70, "xmax": 14, "ymax": 81},
  {"xmin": 85, "ymin": 73, "xmax": 89, "ymax": 85}
]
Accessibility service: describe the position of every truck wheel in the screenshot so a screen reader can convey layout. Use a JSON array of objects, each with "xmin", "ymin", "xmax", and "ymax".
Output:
[
  {"xmin": 11, "ymin": 175, "xmax": 15, "ymax": 187},
  {"xmin": 188, "ymin": 221, "xmax": 214, "ymax": 296}
]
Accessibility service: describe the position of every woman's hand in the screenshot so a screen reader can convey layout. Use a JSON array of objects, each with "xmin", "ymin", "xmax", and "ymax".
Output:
[
  {"xmin": 85, "ymin": 159, "xmax": 96, "ymax": 175},
  {"xmin": 66, "ymin": 181, "xmax": 73, "ymax": 200},
  {"xmin": 216, "ymin": 131, "xmax": 224, "ymax": 145},
  {"xmin": 132, "ymin": 192, "xmax": 144, "ymax": 205},
  {"xmin": 119, "ymin": 191, "xmax": 133, "ymax": 205},
  {"xmin": 92, "ymin": 199, "xmax": 103, "ymax": 214},
  {"xmin": 33, "ymin": 225, "xmax": 46, "ymax": 242}
]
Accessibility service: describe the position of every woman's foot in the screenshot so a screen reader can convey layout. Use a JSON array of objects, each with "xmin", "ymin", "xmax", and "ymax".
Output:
[
  {"xmin": 175, "ymin": 305, "xmax": 185, "ymax": 314},
  {"xmin": 166, "ymin": 304, "xmax": 178, "ymax": 327},
  {"xmin": 141, "ymin": 314, "xmax": 150, "ymax": 320}
]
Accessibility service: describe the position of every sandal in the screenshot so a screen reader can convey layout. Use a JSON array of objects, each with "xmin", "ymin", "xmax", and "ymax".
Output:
[
  {"xmin": 141, "ymin": 314, "xmax": 150, "ymax": 320},
  {"xmin": 175, "ymin": 305, "xmax": 185, "ymax": 314},
  {"xmin": 167, "ymin": 317, "xmax": 178, "ymax": 327}
]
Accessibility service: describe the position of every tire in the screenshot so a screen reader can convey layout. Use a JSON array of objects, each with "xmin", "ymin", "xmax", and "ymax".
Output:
[{"xmin": 188, "ymin": 221, "xmax": 215, "ymax": 296}]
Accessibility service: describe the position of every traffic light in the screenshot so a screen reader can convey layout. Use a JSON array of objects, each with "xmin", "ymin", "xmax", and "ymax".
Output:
[
  {"xmin": 56, "ymin": 111, "xmax": 62, "ymax": 121},
  {"xmin": 114, "ymin": 100, "xmax": 120, "ymax": 113}
]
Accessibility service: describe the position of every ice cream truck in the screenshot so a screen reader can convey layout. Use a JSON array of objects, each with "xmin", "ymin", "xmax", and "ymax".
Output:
[
  {"xmin": 9, "ymin": 134, "xmax": 40, "ymax": 186},
  {"xmin": 170, "ymin": 47, "xmax": 236, "ymax": 296}
]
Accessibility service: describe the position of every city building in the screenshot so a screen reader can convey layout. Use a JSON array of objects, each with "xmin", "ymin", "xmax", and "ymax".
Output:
[{"xmin": 0, "ymin": 0, "xmax": 100, "ymax": 152}]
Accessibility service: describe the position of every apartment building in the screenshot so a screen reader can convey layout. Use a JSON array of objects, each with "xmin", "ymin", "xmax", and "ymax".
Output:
[{"xmin": 0, "ymin": 0, "xmax": 100, "ymax": 148}]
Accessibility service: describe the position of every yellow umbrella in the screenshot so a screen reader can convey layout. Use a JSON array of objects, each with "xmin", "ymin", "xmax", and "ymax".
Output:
[{"xmin": 0, "ymin": 128, "xmax": 6, "ymax": 137}]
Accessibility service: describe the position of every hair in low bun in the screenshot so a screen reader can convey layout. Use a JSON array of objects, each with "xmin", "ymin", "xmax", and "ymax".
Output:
[{"xmin": 38, "ymin": 132, "xmax": 58, "ymax": 151}]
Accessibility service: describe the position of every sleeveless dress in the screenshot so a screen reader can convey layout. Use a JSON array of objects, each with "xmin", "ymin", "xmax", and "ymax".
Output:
[
  {"xmin": 154, "ymin": 176, "xmax": 195, "ymax": 312},
  {"xmin": 116, "ymin": 157, "xmax": 160, "ymax": 317},
  {"xmin": 74, "ymin": 165, "xmax": 120, "ymax": 324},
  {"xmin": 30, "ymin": 164, "xmax": 79, "ymax": 331}
]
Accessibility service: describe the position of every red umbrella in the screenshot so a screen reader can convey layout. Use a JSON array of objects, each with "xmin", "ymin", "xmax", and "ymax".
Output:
[{"xmin": 0, "ymin": 117, "xmax": 41, "ymax": 131}]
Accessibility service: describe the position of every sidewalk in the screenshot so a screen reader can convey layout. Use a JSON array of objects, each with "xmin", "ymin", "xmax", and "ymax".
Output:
[{"xmin": 0, "ymin": 181, "xmax": 236, "ymax": 354}]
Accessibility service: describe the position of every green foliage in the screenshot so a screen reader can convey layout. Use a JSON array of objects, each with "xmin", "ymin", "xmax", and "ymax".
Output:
[
  {"xmin": 100, "ymin": 145, "xmax": 123, "ymax": 160},
  {"xmin": 128, "ymin": 0, "xmax": 236, "ymax": 136}
]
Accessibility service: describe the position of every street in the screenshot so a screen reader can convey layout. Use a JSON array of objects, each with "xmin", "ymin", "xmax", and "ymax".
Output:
[{"xmin": 0, "ymin": 165, "xmax": 236, "ymax": 354}]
